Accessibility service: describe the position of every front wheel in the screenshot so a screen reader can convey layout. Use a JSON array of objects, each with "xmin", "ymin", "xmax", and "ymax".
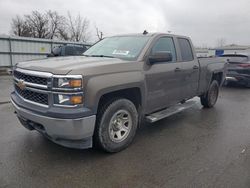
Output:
[
  {"xmin": 200, "ymin": 80, "xmax": 219, "ymax": 108},
  {"xmin": 94, "ymin": 98, "xmax": 138, "ymax": 153}
]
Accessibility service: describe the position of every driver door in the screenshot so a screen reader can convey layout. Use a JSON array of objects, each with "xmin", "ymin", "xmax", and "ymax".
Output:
[{"xmin": 144, "ymin": 37, "xmax": 183, "ymax": 114}]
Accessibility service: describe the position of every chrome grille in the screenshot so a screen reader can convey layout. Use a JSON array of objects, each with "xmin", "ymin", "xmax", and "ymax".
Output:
[
  {"xmin": 13, "ymin": 68, "xmax": 52, "ymax": 107},
  {"xmin": 15, "ymin": 85, "xmax": 49, "ymax": 105},
  {"xmin": 14, "ymin": 70, "xmax": 48, "ymax": 85},
  {"xmin": 13, "ymin": 68, "xmax": 84, "ymax": 108}
]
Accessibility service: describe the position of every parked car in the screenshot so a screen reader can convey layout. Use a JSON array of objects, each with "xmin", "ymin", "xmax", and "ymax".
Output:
[
  {"xmin": 47, "ymin": 44, "xmax": 91, "ymax": 57},
  {"xmin": 11, "ymin": 32, "xmax": 226, "ymax": 153},
  {"xmin": 222, "ymin": 54, "xmax": 250, "ymax": 87}
]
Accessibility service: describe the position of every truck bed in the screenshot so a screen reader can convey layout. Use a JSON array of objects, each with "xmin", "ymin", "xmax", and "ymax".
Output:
[{"xmin": 197, "ymin": 57, "xmax": 227, "ymax": 94}]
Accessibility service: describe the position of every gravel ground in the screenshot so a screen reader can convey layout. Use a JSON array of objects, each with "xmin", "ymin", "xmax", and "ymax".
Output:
[{"xmin": 0, "ymin": 75, "xmax": 12, "ymax": 104}]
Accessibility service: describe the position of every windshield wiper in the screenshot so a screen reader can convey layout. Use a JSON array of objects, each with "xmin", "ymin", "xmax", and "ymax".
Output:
[{"xmin": 87, "ymin": 55, "xmax": 115, "ymax": 58}]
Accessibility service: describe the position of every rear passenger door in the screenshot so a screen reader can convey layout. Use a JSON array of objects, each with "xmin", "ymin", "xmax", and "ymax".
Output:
[{"xmin": 177, "ymin": 38, "xmax": 199, "ymax": 99}]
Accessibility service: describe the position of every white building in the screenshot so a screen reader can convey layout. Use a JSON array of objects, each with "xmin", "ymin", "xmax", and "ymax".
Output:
[
  {"xmin": 196, "ymin": 44, "xmax": 250, "ymax": 58},
  {"xmin": 211, "ymin": 44, "xmax": 250, "ymax": 56}
]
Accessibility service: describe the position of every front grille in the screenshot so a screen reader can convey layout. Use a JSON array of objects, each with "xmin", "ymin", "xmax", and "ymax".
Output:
[
  {"xmin": 15, "ymin": 85, "xmax": 49, "ymax": 105},
  {"xmin": 14, "ymin": 70, "xmax": 48, "ymax": 85}
]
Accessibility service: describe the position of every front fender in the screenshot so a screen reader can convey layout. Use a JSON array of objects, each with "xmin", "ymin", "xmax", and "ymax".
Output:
[{"xmin": 85, "ymin": 71, "xmax": 145, "ymax": 114}]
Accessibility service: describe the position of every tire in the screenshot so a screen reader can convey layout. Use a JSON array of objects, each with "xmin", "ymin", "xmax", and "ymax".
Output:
[
  {"xmin": 200, "ymin": 80, "xmax": 219, "ymax": 108},
  {"xmin": 94, "ymin": 98, "xmax": 138, "ymax": 153}
]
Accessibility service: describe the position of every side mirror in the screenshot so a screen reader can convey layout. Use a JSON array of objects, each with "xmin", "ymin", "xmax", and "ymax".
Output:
[
  {"xmin": 52, "ymin": 46, "xmax": 62, "ymax": 56},
  {"xmin": 148, "ymin": 51, "xmax": 172, "ymax": 64}
]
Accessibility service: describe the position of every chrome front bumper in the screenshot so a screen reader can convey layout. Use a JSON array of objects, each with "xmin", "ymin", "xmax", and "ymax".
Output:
[{"xmin": 11, "ymin": 98, "xmax": 96, "ymax": 149}]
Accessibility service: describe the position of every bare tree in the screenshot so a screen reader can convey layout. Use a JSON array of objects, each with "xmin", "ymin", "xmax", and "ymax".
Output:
[
  {"xmin": 66, "ymin": 12, "xmax": 90, "ymax": 42},
  {"xmin": 24, "ymin": 11, "xmax": 49, "ymax": 38},
  {"xmin": 11, "ymin": 16, "xmax": 23, "ymax": 36},
  {"xmin": 95, "ymin": 26, "xmax": 103, "ymax": 41},
  {"xmin": 58, "ymin": 26, "xmax": 69, "ymax": 40},
  {"xmin": 216, "ymin": 38, "xmax": 226, "ymax": 47},
  {"xmin": 11, "ymin": 16, "xmax": 31, "ymax": 37},
  {"xmin": 47, "ymin": 10, "xmax": 65, "ymax": 39},
  {"xmin": 11, "ymin": 11, "xmax": 91, "ymax": 42}
]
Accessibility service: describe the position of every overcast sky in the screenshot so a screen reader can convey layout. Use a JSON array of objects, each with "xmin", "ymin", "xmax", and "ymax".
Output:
[{"xmin": 0, "ymin": 0, "xmax": 250, "ymax": 47}]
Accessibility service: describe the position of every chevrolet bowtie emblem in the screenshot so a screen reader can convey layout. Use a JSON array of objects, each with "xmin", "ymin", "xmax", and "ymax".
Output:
[{"xmin": 17, "ymin": 79, "xmax": 26, "ymax": 90}]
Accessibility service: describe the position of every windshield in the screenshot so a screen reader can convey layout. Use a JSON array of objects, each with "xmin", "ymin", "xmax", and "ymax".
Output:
[{"xmin": 83, "ymin": 36, "xmax": 150, "ymax": 60}]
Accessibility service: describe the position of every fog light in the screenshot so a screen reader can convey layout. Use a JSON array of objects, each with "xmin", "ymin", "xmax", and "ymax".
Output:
[
  {"xmin": 54, "ymin": 94, "xmax": 83, "ymax": 106},
  {"xmin": 70, "ymin": 96, "xmax": 83, "ymax": 104}
]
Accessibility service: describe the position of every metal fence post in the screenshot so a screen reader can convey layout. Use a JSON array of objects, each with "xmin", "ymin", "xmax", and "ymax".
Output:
[
  {"xmin": 51, "ymin": 40, "xmax": 53, "ymax": 53},
  {"xmin": 9, "ymin": 37, "xmax": 13, "ymax": 67}
]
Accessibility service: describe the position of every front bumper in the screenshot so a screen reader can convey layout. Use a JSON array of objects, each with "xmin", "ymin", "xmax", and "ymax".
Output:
[{"xmin": 11, "ymin": 98, "xmax": 96, "ymax": 149}]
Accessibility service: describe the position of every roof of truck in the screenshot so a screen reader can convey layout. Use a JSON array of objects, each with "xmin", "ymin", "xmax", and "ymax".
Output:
[{"xmin": 111, "ymin": 32, "xmax": 189, "ymax": 39}]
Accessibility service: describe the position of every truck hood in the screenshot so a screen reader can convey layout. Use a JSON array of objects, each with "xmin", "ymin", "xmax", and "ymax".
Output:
[{"xmin": 16, "ymin": 56, "xmax": 141, "ymax": 76}]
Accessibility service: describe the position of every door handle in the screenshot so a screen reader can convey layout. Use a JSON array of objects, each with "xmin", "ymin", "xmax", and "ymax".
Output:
[
  {"xmin": 193, "ymin": 65, "xmax": 199, "ymax": 70},
  {"xmin": 174, "ymin": 67, "xmax": 181, "ymax": 72}
]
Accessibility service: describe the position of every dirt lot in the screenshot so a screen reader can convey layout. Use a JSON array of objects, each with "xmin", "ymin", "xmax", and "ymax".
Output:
[{"xmin": 0, "ymin": 76, "xmax": 250, "ymax": 187}]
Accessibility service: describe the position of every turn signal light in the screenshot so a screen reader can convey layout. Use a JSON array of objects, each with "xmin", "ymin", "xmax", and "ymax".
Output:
[
  {"xmin": 70, "ymin": 96, "xmax": 83, "ymax": 104},
  {"xmin": 69, "ymin": 79, "xmax": 82, "ymax": 87}
]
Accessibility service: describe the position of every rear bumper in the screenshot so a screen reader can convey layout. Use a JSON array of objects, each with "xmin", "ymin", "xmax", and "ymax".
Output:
[
  {"xmin": 226, "ymin": 73, "xmax": 250, "ymax": 85},
  {"xmin": 11, "ymin": 98, "xmax": 96, "ymax": 149},
  {"xmin": 226, "ymin": 76, "xmax": 238, "ymax": 82}
]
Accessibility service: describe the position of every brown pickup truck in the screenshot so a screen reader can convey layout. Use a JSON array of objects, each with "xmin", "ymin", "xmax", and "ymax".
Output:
[{"xmin": 11, "ymin": 33, "xmax": 226, "ymax": 152}]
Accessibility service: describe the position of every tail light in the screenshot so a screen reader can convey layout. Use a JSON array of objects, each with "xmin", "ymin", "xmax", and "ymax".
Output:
[{"xmin": 237, "ymin": 64, "xmax": 250, "ymax": 68}]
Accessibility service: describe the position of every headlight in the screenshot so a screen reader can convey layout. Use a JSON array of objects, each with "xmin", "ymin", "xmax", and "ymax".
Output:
[
  {"xmin": 54, "ymin": 93, "xmax": 83, "ymax": 106},
  {"xmin": 52, "ymin": 75, "xmax": 84, "ymax": 107},
  {"xmin": 53, "ymin": 75, "xmax": 83, "ymax": 89}
]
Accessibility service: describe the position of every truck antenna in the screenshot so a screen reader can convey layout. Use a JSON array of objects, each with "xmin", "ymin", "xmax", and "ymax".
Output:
[{"xmin": 143, "ymin": 30, "xmax": 148, "ymax": 35}]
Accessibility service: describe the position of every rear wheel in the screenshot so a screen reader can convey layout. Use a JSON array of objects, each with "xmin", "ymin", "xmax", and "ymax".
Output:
[
  {"xmin": 94, "ymin": 98, "xmax": 138, "ymax": 153},
  {"xmin": 200, "ymin": 80, "xmax": 219, "ymax": 108}
]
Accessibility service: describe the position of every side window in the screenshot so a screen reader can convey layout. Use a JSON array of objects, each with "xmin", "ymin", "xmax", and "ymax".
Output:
[
  {"xmin": 65, "ymin": 46, "xmax": 75, "ymax": 56},
  {"xmin": 151, "ymin": 37, "xmax": 177, "ymax": 62},
  {"xmin": 75, "ymin": 46, "xmax": 87, "ymax": 55},
  {"xmin": 177, "ymin": 38, "xmax": 194, "ymax": 61}
]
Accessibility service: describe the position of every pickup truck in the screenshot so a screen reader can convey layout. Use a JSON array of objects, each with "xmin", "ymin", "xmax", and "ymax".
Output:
[{"xmin": 11, "ymin": 33, "xmax": 226, "ymax": 152}]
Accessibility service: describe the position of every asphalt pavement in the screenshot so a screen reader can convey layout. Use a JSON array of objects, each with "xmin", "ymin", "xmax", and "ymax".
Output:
[
  {"xmin": 0, "ymin": 75, "xmax": 12, "ymax": 104},
  {"xmin": 0, "ymin": 77, "xmax": 250, "ymax": 187}
]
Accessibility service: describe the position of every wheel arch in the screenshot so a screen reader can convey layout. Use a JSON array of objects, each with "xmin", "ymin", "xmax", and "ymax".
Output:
[
  {"xmin": 210, "ymin": 71, "xmax": 224, "ymax": 86},
  {"xmin": 96, "ymin": 87, "xmax": 143, "ymax": 114},
  {"xmin": 85, "ymin": 71, "xmax": 145, "ymax": 115}
]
